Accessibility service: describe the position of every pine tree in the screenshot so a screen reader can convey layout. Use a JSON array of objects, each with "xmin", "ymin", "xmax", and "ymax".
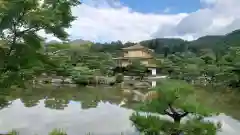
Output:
[{"xmin": 130, "ymin": 79, "xmax": 220, "ymax": 135}]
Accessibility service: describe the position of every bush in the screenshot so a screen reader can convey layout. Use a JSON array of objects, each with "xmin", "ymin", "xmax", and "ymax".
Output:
[
  {"xmin": 43, "ymin": 79, "xmax": 51, "ymax": 84},
  {"xmin": 115, "ymin": 73, "xmax": 124, "ymax": 83},
  {"xmin": 72, "ymin": 75, "xmax": 89, "ymax": 86}
]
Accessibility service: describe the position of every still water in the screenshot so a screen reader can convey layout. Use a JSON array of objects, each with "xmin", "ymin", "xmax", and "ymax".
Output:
[{"xmin": 0, "ymin": 84, "xmax": 240, "ymax": 135}]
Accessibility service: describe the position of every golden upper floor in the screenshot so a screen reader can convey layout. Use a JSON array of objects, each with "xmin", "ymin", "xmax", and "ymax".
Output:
[
  {"xmin": 122, "ymin": 44, "xmax": 153, "ymax": 58},
  {"xmin": 113, "ymin": 44, "xmax": 156, "ymax": 67}
]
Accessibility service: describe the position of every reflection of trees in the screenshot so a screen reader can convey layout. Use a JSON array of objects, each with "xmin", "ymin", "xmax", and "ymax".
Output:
[
  {"xmin": 19, "ymin": 89, "xmax": 45, "ymax": 108},
  {"xmin": 44, "ymin": 98, "xmax": 69, "ymax": 110},
  {"xmin": 0, "ymin": 97, "xmax": 11, "ymax": 109},
  {"xmin": 81, "ymin": 100, "xmax": 98, "ymax": 109},
  {"xmin": 0, "ymin": 85, "xmax": 127, "ymax": 110},
  {"xmin": 0, "ymin": 88, "xmax": 16, "ymax": 109},
  {"xmin": 21, "ymin": 97, "xmax": 40, "ymax": 107}
]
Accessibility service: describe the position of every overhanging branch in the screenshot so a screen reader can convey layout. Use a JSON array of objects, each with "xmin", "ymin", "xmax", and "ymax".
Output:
[
  {"xmin": 180, "ymin": 111, "xmax": 189, "ymax": 118},
  {"xmin": 164, "ymin": 110, "xmax": 174, "ymax": 117},
  {"xmin": 168, "ymin": 103, "xmax": 177, "ymax": 115}
]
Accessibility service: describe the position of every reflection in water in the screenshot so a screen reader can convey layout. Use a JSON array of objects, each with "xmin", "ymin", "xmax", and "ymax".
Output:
[
  {"xmin": 0, "ymin": 84, "xmax": 240, "ymax": 135},
  {"xmin": 0, "ymin": 100, "xmax": 135, "ymax": 135},
  {"xmin": 4, "ymin": 85, "xmax": 126, "ymax": 110},
  {"xmin": 0, "ymin": 85, "xmax": 137, "ymax": 135},
  {"xmin": 44, "ymin": 98, "xmax": 69, "ymax": 110},
  {"xmin": 0, "ymin": 97, "xmax": 11, "ymax": 110},
  {"xmin": 151, "ymin": 81, "xmax": 156, "ymax": 87}
]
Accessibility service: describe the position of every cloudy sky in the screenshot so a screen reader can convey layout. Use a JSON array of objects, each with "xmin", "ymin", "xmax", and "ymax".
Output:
[{"xmin": 47, "ymin": 0, "xmax": 240, "ymax": 43}]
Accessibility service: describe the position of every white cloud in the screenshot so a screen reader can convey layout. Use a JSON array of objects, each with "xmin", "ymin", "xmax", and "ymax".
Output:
[
  {"xmin": 41, "ymin": 0, "xmax": 240, "ymax": 43},
  {"xmin": 154, "ymin": 0, "xmax": 240, "ymax": 40},
  {"xmin": 66, "ymin": 1, "xmax": 187, "ymax": 43},
  {"xmin": 200, "ymin": 0, "xmax": 217, "ymax": 5}
]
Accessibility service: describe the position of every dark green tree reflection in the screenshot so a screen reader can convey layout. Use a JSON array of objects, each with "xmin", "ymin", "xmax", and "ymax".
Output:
[
  {"xmin": 0, "ymin": 85, "xmax": 127, "ymax": 110},
  {"xmin": 81, "ymin": 100, "xmax": 98, "ymax": 109},
  {"xmin": 44, "ymin": 98, "xmax": 69, "ymax": 110},
  {"xmin": 0, "ymin": 96, "xmax": 11, "ymax": 109}
]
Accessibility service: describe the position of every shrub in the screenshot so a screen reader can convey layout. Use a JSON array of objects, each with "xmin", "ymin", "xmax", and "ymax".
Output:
[
  {"xmin": 72, "ymin": 75, "xmax": 89, "ymax": 86},
  {"xmin": 115, "ymin": 73, "xmax": 124, "ymax": 83}
]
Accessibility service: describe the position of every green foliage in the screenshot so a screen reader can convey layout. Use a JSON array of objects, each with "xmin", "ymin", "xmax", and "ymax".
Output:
[
  {"xmin": 130, "ymin": 112, "xmax": 175, "ymax": 135},
  {"xmin": 158, "ymin": 45, "xmax": 240, "ymax": 88},
  {"xmin": 41, "ymin": 29, "xmax": 240, "ymax": 89},
  {"xmin": 8, "ymin": 130, "xmax": 19, "ymax": 135},
  {"xmin": 42, "ymin": 42, "xmax": 117, "ymax": 86},
  {"xmin": 0, "ymin": 0, "xmax": 80, "ymax": 89},
  {"xmin": 49, "ymin": 129, "xmax": 67, "ymax": 135},
  {"xmin": 64, "ymin": 47, "xmax": 115, "ymax": 75},
  {"xmin": 180, "ymin": 118, "xmax": 219, "ymax": 135},
  {"xmin": 126, "ymin": 60, "xmax": 147, "ymax": 79},
  {"xmin": 139, "ymin": 80, "xmax": 213, "ymax": 116},
  {"xmin": 115, "ymin": 73, "xmax": 124, "ymax": 83},
  {"xmin": 90, "ymin": 40, "xmax": 123, "ymax": 57},
  {"xmin": 131, "ymin": 113, "xmax": 219, "ymax": 135},
  {"xmin": 131, "ymin": 79, "xmax": 218, "ymax": 135},
  {"xmin": 72, "ymin": 76, "xmax": 89, "ymax": 86}
]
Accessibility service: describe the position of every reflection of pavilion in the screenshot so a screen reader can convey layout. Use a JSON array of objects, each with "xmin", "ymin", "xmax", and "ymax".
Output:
[{"xmin": 113, "ymin": 44, "xmax": 157, "ymax": 76}]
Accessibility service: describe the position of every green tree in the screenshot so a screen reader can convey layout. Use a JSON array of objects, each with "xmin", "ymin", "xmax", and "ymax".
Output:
[
  {"xmin": 127, "ymin": 59, "xmax": 147, "ymax": 80},
  {"xmin": 0, "ymin": 0, "xmax": 80, "ymax": 89},
  {"xmin": 130, "ymin": 79, "xmax": 219, "ymax": 135}
]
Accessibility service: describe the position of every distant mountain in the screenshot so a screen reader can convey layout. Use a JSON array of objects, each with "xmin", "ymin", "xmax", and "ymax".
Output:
[
  {"xmin": 128, "ymin": 29, "xmax": 240, "ymax": 55},
  {"xmin": 226, "ymin": 29, "xmax": 240, "ymax": 37},
  {"xmin": 69, "ymin": 39, "xmax": 92, "ymax": 45},
  {"xmin": 193, "ymin": 35, "xmax": 224, "ymax": 44},
  {"xmin": 140, "ymin": 38, "xmax": 186, "ymax": 47},
  {"xmin": 224, "ymin": 29, "xmax": 240, "ymax": 46},
  {"xmin": 139, "ymin": 38, "xmax": 187, "ymax": 54},
  {"xmin": 45, "ymin": 29, "xmax": 240, "ymax": 55},
  {"xmin": 45, "ymin": 39, "xmax": 92, "ymax": 45},
  {"xmin": 188, "ymin": 35, "xmax": 224, "ymax": 50},
  {"xmin": 46, "ymin": 40, "xmax": 61, "ymax": 44}
]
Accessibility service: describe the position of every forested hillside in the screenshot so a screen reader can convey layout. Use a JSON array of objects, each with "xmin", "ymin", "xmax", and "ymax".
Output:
[{"xmin": 55, "ymin": 29, "xmax": 240, "ymax": 57}]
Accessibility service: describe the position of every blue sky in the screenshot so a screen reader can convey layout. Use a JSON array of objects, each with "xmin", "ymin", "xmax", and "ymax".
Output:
[{"xmin": 120, "ymin": 0, "xmax": 202, "ymax": 14}]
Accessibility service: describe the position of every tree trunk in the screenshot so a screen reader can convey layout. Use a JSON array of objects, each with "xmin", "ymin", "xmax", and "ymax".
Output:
[
  {"xmin": 173, "ymin": 117, "xmax": 181, "ymax": 123},
  {"xmin": 172, "ymin": 115, "xmax": 183, "ymax": 135}
]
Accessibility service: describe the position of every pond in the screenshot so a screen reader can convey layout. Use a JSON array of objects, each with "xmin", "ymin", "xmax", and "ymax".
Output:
[{"xmin": 0, "ymin": 84, "xmax": 240, "ymax": 135}]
